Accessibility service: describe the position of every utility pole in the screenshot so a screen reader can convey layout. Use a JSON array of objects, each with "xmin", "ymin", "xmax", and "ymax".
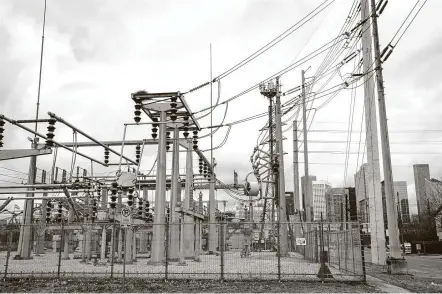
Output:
[
  {"xmin": 301, "ymin": 70, "xmax": 311, "ymax": 222},
  {"xmin": 370, "ymin": 0, "xmax": 403, "ymax": 265},
  {"xmin": 274, "ymin": 77, "xmax": 289, "ymax": 256},
  {"xmin": 360, "ymin": 0, "xmax": 386, "ymax": 265},
  {"xmin": 293, "ymin": 120, "xmax": 301, "ymax": 241}
]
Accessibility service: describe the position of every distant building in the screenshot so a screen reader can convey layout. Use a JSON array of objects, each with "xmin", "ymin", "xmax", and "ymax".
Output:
[
  {"xmin": 355, "ymin": 164, "xmax": 370, "ymax": 224},
  {"xmin": 325, "ymin": 187, "xmax": 357, "ymax": 223},
  {"xmin": 380, "ymin": 181, "xmax": 411, "ymax": 229},
  {"xmin": 285, "ymin": 192, "xmax": 295, "ymax": 215},
  {"xmin": 413, "ymin": 164, "xmax": 431, "ymax": 217},
  {"xmin": 395, "ymin": 181, "xmax": 410, "ymax": 223},
  {"xmin": 312, "ymin": 180, "xmax": 331, "ymax": 221},
  {"xmin": 325, "ymin": 188, "xmax": 347, "ymax": 223}
]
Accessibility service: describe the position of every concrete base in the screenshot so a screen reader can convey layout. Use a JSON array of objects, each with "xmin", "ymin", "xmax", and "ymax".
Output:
[
  {"xmin": 61, "ymin": 257, "xmax": 71, "ymax": 260},
  {"xmin": 276, "ymin": 253, "xmax": 290, "ymax": 257},
  {"xmin": 193, "ymin": 257, "xmax": 202, "ymax": 262},
  {"xmin": 185, "ymin": 257, "xmax": 195, "ymax": 260},
  {"xmin": 167, "ymin": 258, "xmax": 179, "ymax": 262},
  {"xmin": 208, "ymin": 251, "xmax": 215, "ymax": 255},
  {"xmin": 387, "ymin": 258, "xmax": 408, "ymax": 275},
  {"xmin": 13, "ymin": 255, "xmax": 33, "ymax": 260},
  {"xmin": 177, "ymin": 261, "xmax": 187, "ymax": 266},
  {"xmin": 146, "ymin": 260, "xmax": 166, "ymax": 266}
]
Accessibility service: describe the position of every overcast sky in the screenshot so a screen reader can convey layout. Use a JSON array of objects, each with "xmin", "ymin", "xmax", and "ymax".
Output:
[{"xmin": 1, "ymin": 0, "xmax": 441, "ymax": 215}]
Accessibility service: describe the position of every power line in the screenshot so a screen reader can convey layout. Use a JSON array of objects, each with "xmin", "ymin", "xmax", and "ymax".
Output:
[{"xmin": 185, "ymin": 0, "xmax": 335, "ymax": 94}]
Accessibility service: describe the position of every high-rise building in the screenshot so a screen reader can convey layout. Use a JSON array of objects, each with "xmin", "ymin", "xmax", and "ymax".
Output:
[
  {"xmin": 355, "ymin": 164, "xmax": 370, "ymax": 223},
  {"xmin": 380, "ymin": 181, "xmax": 410, "ymax": 229},
  {"xmin": 413, "ymin": 164, "xmax": 430, "ymax": 217},
  {"xmin": 325, "ymin": 188, "xmax": 346, "ymax": 223},
  {"xmin": 325, "ymin": 187, "xmax": 357, "ymax": 223},
  {"xmin": 395, "ymin": 181, "xmax": 410, "ymax": 223},
  {"xmin": 311, "ymin": 180, "xmax": 331, "ymax": 221}
]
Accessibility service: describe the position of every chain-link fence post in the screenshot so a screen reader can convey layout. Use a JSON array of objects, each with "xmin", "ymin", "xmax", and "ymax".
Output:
[
  {"xmin": 165, "ymin": 221, "xmax": 169, "ymax": 280},
  {"xmin": 123, "ymin": 227, "xmax": 126, "ymax": 288},
  {"xmin": 327, "ymin": 223, "xmax": 331, "ymax": 266},
  {"xmin": 4, "ymin": 230, "xmax": 12, "ymax": 279},
  {"xmin": 337, "ymin": 231, "xmax": 341, "ymax": 269},
  {"xmin": 220, "ymin": 222, "xmax": 224, "ymax": 281},
  {"xmin": 111, "ymin": 221, "xmax": 115, "ymax": 278},
  {"xmin": 277, "ymin": 221, "xmax": 281, "ymax": 281},
  {"xmin": 359, "ymin": 224, "xmax": 366, "ymax": 283},
  {"xmin": 57, "ymin": 221, "xmax": 65, "ymax": 280}
]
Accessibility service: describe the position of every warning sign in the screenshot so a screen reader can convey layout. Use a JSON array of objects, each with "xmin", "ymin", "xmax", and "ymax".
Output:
[
  {"xmin": 296, "ymin": 238, "xmax": 306, "ymax": 246},
  {"xmin": 121, "ymin": 208, "xmax": 132, "ymax": 226}
]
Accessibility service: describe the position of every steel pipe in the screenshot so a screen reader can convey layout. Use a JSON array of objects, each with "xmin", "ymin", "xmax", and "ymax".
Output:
[
  {"xmin": 0, "ymin": 183, "xmax": 83, "ymax": 189},
  {"xmin": 0, "ymin": 189, "xmax": 94, "ymax": 195},
  {"xmin": 48, "ymin": 112, "xmax": 138, "ymax": 166},
  {"xmin": 0, "ymin": 114, "xmax": 107, "ymax": 166},
  {"xmin": 0, "ymin": 195, "xmax": 87, "ymax": 200}
]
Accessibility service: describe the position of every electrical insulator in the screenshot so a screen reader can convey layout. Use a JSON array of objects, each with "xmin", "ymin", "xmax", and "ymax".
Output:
[
  {"xmin": 183, "ymin": 116, "xmax": 189, "ymax": 138},
  {"xmin": 144, "ymin": 200, "xmax": 150, "ymax": 218},
  {"xmin": 134, "ymin": 98, "xmax": 142, "ymax": 123},
  {"xmin": 203, "ymin": 162, "xmax": 208, "ymax": 178},
  {"xmin": 104, "ymin": 149, "xmax": 109, "ymax": 164},
  {"xmin": 170, "ymin": 96, "xmax": 177, "ymax": 121},
  {"xmin": 0, "ymin": 118, "xmax": 5, "ymax": 148},
  {"xmin": 110, "ymin": 182, "xmax": 118, "ymax": 209},
  {"xmin": 57, "ymin": 202, "xmax": 63, "ymax": 222},
  {"xmin": 166, "ymin": 131, "xmax": 171, "ymax": 152},
  {"xmin": 127, "ymin": 188, "xmax": 134, "ymax": 207},
  {"xmin": 135, "ymin": 144, "xmax": 141, "ymax": 164},
  {"xmin": 147, "ymin": 213, "xmax": 153, "ymax": 222},
  {"xmin": 272, "ymin": 160, "xmax": 279, "ymax": 174},
  {"xmin": 199, "ymin": 157, "xmax": 203, "ymax": 174},
  {"xmin": 151, "ymin": 118, "xmax": 158, "ymax": 139},
  {"xmin": 92, "ymin": 198, "xmax": 97, "ymax": 221},
  {"xmin": 166, "ymin": 207, "xmax": 170, "ymax": 222},
  {"xmin": 138, "ymin": 199, "xmax": 143, "ymax": 216},
  {"xmin": 45, "ymin": 118, "xmax": 56, "ymax": 147},
  {"xmin": 192, "ymin": 130, "xmax": 198, "ymax": 150},
  {"xmin": 46, "ymin": 201, "xmax": 52, "ymax": 223}
]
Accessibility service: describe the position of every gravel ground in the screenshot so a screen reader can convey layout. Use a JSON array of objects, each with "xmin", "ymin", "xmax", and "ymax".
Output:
[
  {"xmin": 0, "ymin": 278, "xmax": 381, "ymax": 293},
  {"xmin": 365, "ymin": 262, "xmax": 442, "ymax": 293},
  {"xmin": 0, "ymin": 250, "xmax": 363, "ymax": 282}
]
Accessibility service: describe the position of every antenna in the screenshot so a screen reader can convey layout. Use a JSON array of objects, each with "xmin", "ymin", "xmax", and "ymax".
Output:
[{"xmin": 35, "ymin": 0, "xmax": 47, "ymax": 136}]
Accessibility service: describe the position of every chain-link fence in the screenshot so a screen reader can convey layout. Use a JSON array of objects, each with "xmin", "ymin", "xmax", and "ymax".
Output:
[{"xmin": 0, "ymin": 220, "xmax": 365, "ymax": 281}]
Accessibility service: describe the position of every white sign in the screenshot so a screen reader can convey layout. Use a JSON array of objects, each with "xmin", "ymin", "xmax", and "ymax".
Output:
[
  {"xmin": 296, "ymin": 238, "xmax": 306, "ymax": 246},
  {"xmin": 121, "ymin": 208, "xmax": 132, "ymax": 226}
]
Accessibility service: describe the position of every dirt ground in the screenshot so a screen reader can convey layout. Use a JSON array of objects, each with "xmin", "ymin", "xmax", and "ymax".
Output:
[
  {"xmin": 365, "ymin": 262, "xmax": 442, "ymax": 293},
  {"xmin": 0, "ymin": 278, "xmax": 380, "ymax": 293}
]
